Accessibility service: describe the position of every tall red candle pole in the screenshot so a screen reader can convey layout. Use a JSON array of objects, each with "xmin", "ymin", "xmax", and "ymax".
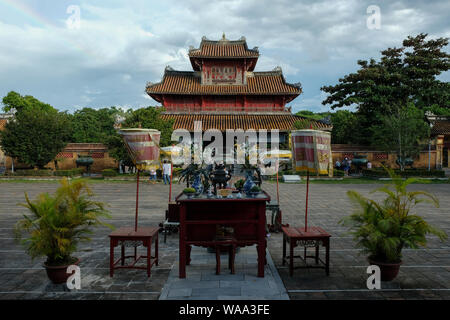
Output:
[
  {"xmin": 169, "ymin": 161, "xmax": 173, "ymax": 202},
  {"xmin": 168, "ymin": 144, "xmax": 174, "ymax": 203},
  {"xmin": 135, "ymin": 169, "xmax": 140, "ymax": 232},
  {"xmin": 305, "ymin": 170, "xmax": 309, "ymax": 232},
  {"xmin": 276, "ymin": 159, "xmax": 280, "ymax": 204}
]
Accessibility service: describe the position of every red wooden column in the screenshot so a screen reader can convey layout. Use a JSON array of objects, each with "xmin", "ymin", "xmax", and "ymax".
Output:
[
  {"xmin": 257, "ymin": 202, "xmax": 266, "ymax": 277},
  {"xmin": 179, "ymin": 204, "xmax": 187, "ymax": 278}
]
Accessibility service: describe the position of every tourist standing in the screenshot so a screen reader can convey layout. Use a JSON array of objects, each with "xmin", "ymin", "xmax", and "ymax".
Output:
[
  {"xmin": 163, "ymin": 160, "xmax": 171, "ymax": 185},
  {"xmin": 343, "ymin": 157, "xmax": 349, "ymax": 176},
  {"xmin": 149, "ymin": 168, "xmax": 157, "ymax": 184},
  {"xmin": 335, "ymin": 159, "xmax": 341, "ymax": 170},
  {"xmin": 367, "ymin": 161, "xmax": 372, "ymax": 169}
]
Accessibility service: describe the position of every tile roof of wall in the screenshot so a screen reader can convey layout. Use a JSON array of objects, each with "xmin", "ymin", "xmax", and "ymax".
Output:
[{"xmin": 431, "ymin": 119, "xmax": 450, "ymax": 135}]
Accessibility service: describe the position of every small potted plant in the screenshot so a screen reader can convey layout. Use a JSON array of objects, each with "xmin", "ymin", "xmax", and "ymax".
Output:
[
  {"xmin": 248, "ymin": 185, "xmax": 261, "ymax": 197},
  {"xmin": 234, "ymin": 179, "xmax": 245, "ymax": 192},
  {"xmin": 340, "ymin": 168, "xmax": 447, "ymax": 281},
  {"xmin": 14, "ymin": 178, "xmax": 112, "ymax": 284},
  {"xmin": 183, "ymin": 187, "xmax": 196, "ymax": 198}
]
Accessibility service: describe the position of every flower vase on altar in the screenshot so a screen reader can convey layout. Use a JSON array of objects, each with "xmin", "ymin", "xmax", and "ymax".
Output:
[
  {"xmin": 243, "ymin": 171, "xmax": 256, "ymax": 195},
  {"xmin": 192, "ymin": 174, "xmax": 203, "ymax": 195}
]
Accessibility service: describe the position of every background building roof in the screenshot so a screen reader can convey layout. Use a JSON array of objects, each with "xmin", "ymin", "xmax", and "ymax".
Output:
[
  {"xmin": 188, "ymin": 35, "xmax": 259, "ymax": 59},
  {"xmin": 147, "ymin": 69, "xmax": 301, "ymax": 98},
  {"xmin": 160, "ymin": 113, "xmax": 331, "ymax": 132}
]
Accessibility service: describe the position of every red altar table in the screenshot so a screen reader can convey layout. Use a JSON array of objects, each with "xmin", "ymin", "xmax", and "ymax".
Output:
[{"xmin": 176, "ymin": 191, "xmax": 270, "ymax": 278}]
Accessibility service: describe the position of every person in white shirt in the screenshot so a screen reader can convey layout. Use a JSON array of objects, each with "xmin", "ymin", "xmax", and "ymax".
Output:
[
  {"xmin": 367, "ymin": 161, "xmax": 372, "ymax": 169},
  {"xmin": 163, "ymin": 160, "xmax": 171, "ymax": 185},
  {"xmin": 149, "ymin": 168, "xmax": 157, "ymax": 184}
]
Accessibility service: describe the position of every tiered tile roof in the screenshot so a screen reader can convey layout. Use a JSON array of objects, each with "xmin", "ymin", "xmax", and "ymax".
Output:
[
  {"xmin": 188, "ymin": 35, "xmax": 259, "ymax": 59},
  {"xmin": 160, "ymin": 113, "xmax": 331, "ymax": 132},
  {"xmin": 146, "ymin": 69, "xmax": 302, "ymax": 96}
]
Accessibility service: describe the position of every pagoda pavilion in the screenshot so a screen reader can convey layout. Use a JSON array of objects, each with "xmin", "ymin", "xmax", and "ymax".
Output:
[{"xmin": 146, "ymin": 34, "xmax": 331, "ymax": 148}]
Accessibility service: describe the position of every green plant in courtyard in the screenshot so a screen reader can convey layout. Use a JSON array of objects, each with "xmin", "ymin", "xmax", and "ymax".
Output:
[
  {"xmin": 340, "ymin": 168, "xmax": 447, "ymax": 263},
  {"xmin": 14, "ymin": 178, "xmax": 112, "ymax": 266}
]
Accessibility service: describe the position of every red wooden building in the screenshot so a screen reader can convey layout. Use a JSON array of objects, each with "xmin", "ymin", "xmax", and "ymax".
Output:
[{"xmin": 146, "ymin": 35, "xmax": 331, "ymax": 144}]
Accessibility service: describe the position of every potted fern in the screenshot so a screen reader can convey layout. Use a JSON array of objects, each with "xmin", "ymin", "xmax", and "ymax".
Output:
[
  {"xmin": 14, "ymin": 178, "xmax": 112, "ymax": 284},
  {"xmin": 340, "ymin": 168, "xmax": 447, "ymax": 281}
]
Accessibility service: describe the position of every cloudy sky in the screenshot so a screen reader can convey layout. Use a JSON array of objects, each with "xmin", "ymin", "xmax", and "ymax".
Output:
[{"xmin": 0, "ymin": 0, "xmax": 449, "ymax": 113}]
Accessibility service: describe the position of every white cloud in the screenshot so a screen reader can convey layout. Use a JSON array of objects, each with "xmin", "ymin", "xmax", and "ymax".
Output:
[{"xmin": 0, "ymin": 0, "xmax": 448, "ymax": 112}]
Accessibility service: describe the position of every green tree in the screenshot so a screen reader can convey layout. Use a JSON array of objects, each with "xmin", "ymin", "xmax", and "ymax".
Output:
[
  {"xmin": 2, "ymin": 91, "xmax": 56, "ymax": 114},
  {"xmin": 330, "ymin": 110, "xmax": 358, "ymax": 144},
  {"xmin": 371, "ymin": 104, "xmax": 430, "ymax": 171},
  {"xmin": 105, "ymin": 107, "xmax": 174, "ymax": 169},
  {"xmin": 0, "ymin": 108, "xmax": 72, "ymax": 169},
  {"xmin": 295, "ymin": 110, "xmax": 328, "ymax": 121},
  {"xmin": 105, "ymin": 133, "xmax": 135, "ymax": 168},
  {"xmin": 70, "ymin": 107, "xmax": 118, "ymax": 143},
  {"xmin": 321, "ymin": 34, "xmax": 450, "ymax": 144},
  {"xmin": 121, "ymin": 107, "xmax": 174, "ymax": 146}
]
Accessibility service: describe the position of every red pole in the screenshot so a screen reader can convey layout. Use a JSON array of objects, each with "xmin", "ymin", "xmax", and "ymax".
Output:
[
  {"xmin": 276, "ymin": 160, "xmax": 280, "ymax": 204},
  {"xmin": 305, "ymin": 170, "xmax": 309, "ymax": 232},
  {"xmin": 135, "ymin": 169, "xmax": 140, "ymax": 232},
  {"xmin": 169, "ymin": 161, "xmax": 173, "ymax": 202}
]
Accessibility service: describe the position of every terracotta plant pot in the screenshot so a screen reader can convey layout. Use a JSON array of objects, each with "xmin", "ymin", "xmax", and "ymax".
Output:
[
  {"xmin": 44, "ymin": 258, "xmax": 80, "ymax": 284},
  {"xmin": 368, "ymin": 257, "xmax": 402, "ymax": 281}
]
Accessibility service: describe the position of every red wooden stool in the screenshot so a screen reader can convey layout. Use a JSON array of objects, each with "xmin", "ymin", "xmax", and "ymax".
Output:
[
  {"xmin": 282, "ymin": 226, "xmax": 330, "ymax": 276},
  {"xmin": 214, "ymin": 239, "xmax": 237, "ymax": 275},
  {"xmin": 109, "ymin": 226, "xmax": 159, "ymax": 277}
]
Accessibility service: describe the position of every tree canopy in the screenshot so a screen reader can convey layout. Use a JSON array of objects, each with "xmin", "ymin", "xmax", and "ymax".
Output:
[
  {"xmin": 120, "ymin": 107, "xmax": 174, "ymax": 147},
  {"xmin": 105, "ymin": 107, "xmax": 174, "ymax": 167},
  {"xmin": 0, "ymin": 108, "xmax": 72, "ymax": 168},
  {"xmin": 2, "ymin": 91, "xmax": 56, "ymax": 114},
  {"xmin": 371, "ymin": 103, "xmax": 430, "ymax": 170},
  {"xmin": 69, "ymin": 107, "xmax": 118, "ymax": 143},
  {"xmin": 321, "ymin": 33, "xmax": 450, "ymax": 144}
]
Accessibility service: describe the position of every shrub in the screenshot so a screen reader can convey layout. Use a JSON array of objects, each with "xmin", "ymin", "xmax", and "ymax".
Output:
[
  {"xmin": 54, "ymin": 168, "xmax": 83, "ymax": 177},
  {"xmin": 340, "ymin": 168, "xmax": 447, "ymax": 263},
  {"xmin": 362, "ymin": 168, "xmax": 445, "ymax": 178},
  {"xmin": 14, "ymin": 178, "xmax": 112, "ymax": 265},
  {"xmin": 102, "ymin": 169, "xmax": 118, "ymax": 177},
  {"xmin": 14, "ymin": 169, "xmax": 53, "ymax": 176}
]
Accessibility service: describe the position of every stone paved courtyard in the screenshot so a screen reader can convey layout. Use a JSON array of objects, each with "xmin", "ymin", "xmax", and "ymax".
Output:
[{"xmin": 0, "ymin": 181, "xmax": 449, "ymax": 300}]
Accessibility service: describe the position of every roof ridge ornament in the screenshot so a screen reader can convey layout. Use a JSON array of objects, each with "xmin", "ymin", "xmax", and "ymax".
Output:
[
  {"xmin": 292, "ymin": 82, "xmax": 302, "ymax": 90},
  {"xmin": 273, "ymin": 66, "xmax": 282, "ymax": 73}
]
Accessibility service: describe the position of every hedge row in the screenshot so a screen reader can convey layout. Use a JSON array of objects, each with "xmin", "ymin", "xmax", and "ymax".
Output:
[
  {"xmin": 101, "ymin": 169, "xmax": 118, "ymax": 177},
  {"xmin": 279, "ymin": 169, "xmax": 344, "ymax": 177},
  {"xmin": 53, "ymin": 168, "xmax": 84, "ymax": 177},
  {"xmin": 13, "ymin": 169, "xmax": 53, "ymax": 176},
  {"xmin": 362, "ymin": 169, "xmax": 446, "ymax": 178},
  {"xmin": 7, "ymin": 168, "xmax": 84, "ymax": 177}
]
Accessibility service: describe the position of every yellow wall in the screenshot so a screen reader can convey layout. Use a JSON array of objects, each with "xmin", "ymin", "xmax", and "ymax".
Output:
[{"xmin": 332, "ymin": 151, "xmax": 438, "ymax": 169}]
